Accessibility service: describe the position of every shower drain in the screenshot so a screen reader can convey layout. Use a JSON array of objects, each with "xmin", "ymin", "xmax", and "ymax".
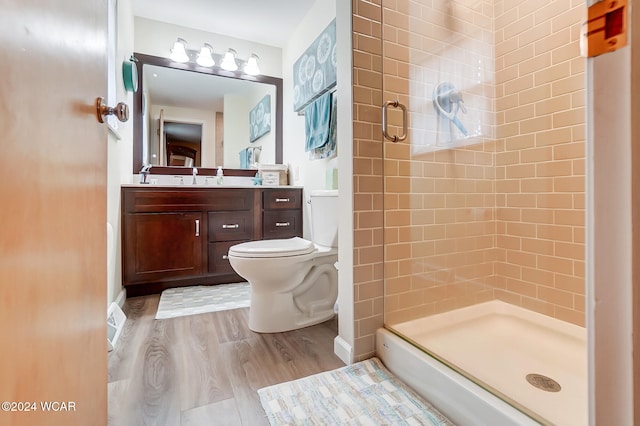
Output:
[{"xmin": 525, "ymin": 373, "xmax": 561, "ymax": 392}]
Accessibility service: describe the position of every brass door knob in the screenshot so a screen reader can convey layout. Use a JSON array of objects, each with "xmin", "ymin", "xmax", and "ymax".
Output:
[{"xmin": 96, "ymin": 97, "xmax": 129, "ymax": 123}]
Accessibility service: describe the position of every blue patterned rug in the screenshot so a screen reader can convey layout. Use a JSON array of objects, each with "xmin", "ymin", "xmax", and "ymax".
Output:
[
  {"xmin": 258, "ymin": 357, "xmax": 453, "ymax": 425},
  {"xmin": 155, "ymin": 283, "xmax": 250, "ymax": 319}
]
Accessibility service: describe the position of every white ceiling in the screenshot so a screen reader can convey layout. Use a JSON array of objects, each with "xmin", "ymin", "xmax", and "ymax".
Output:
[
  {"xmin": 133, "ymin": 0, "xmax": 317, "ymax": 138},
  {"xmin": 132, "ymin": 0, "xmax": 317, "ymax": 48}
]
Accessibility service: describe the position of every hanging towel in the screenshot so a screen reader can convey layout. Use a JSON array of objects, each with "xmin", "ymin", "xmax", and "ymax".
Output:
[
  {"xmin": 309, "ymin": 93, "xmax": 338, "ymax": 160},
  {"xmin": 305, "ymin": 91, "xmax": 332, "ymax": 152}
]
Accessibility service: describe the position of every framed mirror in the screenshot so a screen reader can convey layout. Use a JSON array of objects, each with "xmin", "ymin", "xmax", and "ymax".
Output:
[{"xmin": 132, "ymin": 52, "xmax": 283, "ymax": 174}]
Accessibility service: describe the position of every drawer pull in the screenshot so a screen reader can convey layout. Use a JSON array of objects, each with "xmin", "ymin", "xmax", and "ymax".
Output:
[
  {"xmin": 195, "ymin": 219, "xmax": 200, "ymax": 237},
  {"xmin": 275, "ymin": 222, "xmax": 291, "ymax": 227},
  {"xmin": 222, "ymin": 224, "xmax": 240, "ymax": 229},
  {"xmin": 275, "ymin": 198, "xmax": 290, "ymax": 203}
]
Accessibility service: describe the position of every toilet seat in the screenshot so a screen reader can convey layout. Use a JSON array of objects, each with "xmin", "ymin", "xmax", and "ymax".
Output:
[{"xmin": 229, "ymin": 237, "xmax": 315, "ymax": 258}]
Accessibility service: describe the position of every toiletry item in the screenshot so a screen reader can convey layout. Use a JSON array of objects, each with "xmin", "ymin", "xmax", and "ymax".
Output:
[
  {"xmin": 216, "ymin": 166, "xmax": 224, "ymax": 185},
  {"xmin": 252, "ymin": 172, "xmax": 263, "ymax": 186}
]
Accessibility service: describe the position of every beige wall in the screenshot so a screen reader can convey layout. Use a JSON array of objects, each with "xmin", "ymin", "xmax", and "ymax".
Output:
[{"xmin": 351, "ymin": 0, "xmax": 585, "ymax": 360}]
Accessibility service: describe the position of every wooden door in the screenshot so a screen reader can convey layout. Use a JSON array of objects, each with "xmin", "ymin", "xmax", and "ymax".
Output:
[{"xmin": 0, "ymin": 0, "xmax": 108, "ymax": 425}]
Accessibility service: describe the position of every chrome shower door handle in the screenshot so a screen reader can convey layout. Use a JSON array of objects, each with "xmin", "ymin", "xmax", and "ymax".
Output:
[{"xmin": 382, "ymin": 100, "xmax": 408, "ymax": 143}]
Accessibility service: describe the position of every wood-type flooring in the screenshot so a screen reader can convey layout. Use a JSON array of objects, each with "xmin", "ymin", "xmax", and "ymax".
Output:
[{"xmin": 108, "ymin": 293, "xmax": 344, "ymax": 425}]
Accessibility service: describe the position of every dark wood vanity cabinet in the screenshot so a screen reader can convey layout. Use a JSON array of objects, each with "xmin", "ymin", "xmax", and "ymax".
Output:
[
  {"xmin": 262, "ymin": 189, "xmax": 303, "ymax": 239},
  {"xmin": 121, "ymin": 186, "xmax": 302, "ymax": 296}
]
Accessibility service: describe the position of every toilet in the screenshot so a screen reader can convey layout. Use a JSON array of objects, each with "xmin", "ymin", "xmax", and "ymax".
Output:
[{"xmin": 228, "ymin": 190, "xmax": 338, "ymax": 333}]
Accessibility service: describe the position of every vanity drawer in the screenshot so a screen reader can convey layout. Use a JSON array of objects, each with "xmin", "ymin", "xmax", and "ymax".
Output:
[
  {"xmin": 208, "ymin": 211, "xmax": 253, "ymax": 242},
  {"xmin": 263, "ymin": 189, "xmax": 302, "ymax": 210},
  {"xmin": 263, "ymin": 210, "xmax": 302, "ymax": 239},
  {"xmin": 208, "ymin": 241, "xmax": 247, "ymax": 274}
]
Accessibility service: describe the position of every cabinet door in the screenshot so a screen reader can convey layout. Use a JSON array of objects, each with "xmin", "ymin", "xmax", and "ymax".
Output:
[{"xmin": 123, "ymin": 212, "xmax": 203, "ymax": 284}]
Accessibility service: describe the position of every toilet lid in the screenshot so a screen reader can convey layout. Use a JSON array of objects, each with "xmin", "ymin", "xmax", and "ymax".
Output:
[{"xmin": 228, "ymin": 237, "xmax": 315, "ymax": 258}]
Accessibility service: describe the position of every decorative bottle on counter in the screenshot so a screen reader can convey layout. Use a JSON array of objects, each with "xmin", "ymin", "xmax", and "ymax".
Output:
[{"xmin": 216, "ymin": 166, "xmax": 224, "ymax": 185}]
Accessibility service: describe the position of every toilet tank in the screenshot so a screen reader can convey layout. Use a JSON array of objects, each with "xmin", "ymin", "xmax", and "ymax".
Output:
[{"xmin": 310, "ymin": 190, "xmax": 338, "ymax": 248}]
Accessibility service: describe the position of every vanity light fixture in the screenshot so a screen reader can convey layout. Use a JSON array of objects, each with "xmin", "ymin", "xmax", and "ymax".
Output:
[
  {"xmin": 167, "ymin": 41, "xmax": 260, "ymax": 75},
  {"xmin": 169, "ymin": 38, "xmax": 189, "ymax": 63},
  {"xmin": 244, "ymin": 54, "xmax": 260, "ymax": 76},
  {"xmin": 220, "ymin": 48, "xmax": 238, "ymax": 71},
  {"xmin": 196, "ymin": 43, "xmax": 215, "ymax": 67}
]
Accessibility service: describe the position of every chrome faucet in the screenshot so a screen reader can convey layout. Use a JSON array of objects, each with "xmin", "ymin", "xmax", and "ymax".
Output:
[
  {"xmin": 139, "ymin": 164, "xmax": 152, "ymax": 184},
  {"xmin": 192, "ymin": 167, "xmax": 198, "ymax": 185}
]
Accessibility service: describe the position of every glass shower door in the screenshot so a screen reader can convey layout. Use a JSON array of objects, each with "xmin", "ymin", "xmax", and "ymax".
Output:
[{"xmin": 380, "ymin": 0, "xmax": 587, "ymax": 424}]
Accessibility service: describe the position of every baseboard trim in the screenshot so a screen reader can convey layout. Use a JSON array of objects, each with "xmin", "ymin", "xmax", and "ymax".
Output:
[
  {"xmin": 114, "ymin": 288, "xmax": 126, "ymax": 308},
  {"xmin": 334, "ymin": 335, "xmax": 353, "ymax": 365}
]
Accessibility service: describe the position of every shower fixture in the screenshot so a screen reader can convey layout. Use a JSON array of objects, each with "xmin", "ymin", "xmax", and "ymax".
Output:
[{"xmin": 433, "ymin": 82, "xmax": 468, "ymax": 136}]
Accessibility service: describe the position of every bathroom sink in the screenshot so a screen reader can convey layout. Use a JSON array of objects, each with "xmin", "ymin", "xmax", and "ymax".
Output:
[{"xmin": 130, "ymin": 175, "xmax": 257, "ymax": 187}]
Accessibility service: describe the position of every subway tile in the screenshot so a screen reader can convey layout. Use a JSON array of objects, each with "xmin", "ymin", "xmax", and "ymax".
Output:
[
  {"xmin": 555, "ymin": 273, "xmax": 584, "ymax": 293},
  {"xmin": 553, "ymin": 107, "xmax": 585, "ymax": 128},
  {"xmin": 507, "ymin": 250, "xmax": 537, "ymax": 268},
  {"xmin": 534, "ymin": 1, "xmax": 570, "ymax": 26},
  {"xmin": 555, "ymin": 241, "xmax": 584, "ymax": 260},
  {"xmin": 520, "ymin": 116, "xmax": 553, "ymax": 134},
  {"xmin": 522, "ymin": 208, "xmax": 555, "ymax": 224},
  {"xmin": 537, "ymin": 224, "xmax": 574, "ymax": 242},
  {"xmin": 519, "ymin": 84, "xmax": 552, "ymax": 105},
  {"xmin": 504, "ymin": 13, "xmax": 534, "ymax": 41},
  {"xmin": 536, "ymin": 160, "xmax": 573, "ymax": 177},
  {"xmin": 521, "ymin": 178, "xmax": 554, "ymax": 193},
  {"xmin": 538, "ymin": 254, "xmax": 574, "ymax": 275},
  {"xmin": 535, "ymin": 128, "xmax": 573, "ymax": 146},
  {"xmin": 534, "ymin": 62, "xmax": 571, "ymax": 86},
  {"xmin": 551, "ymin": 5, "xmax": 583, "ymax": 32},
  {"xmin": 521, "ymin": 147, "xmax": 553, "ymax": 163},
  {"xmin": 519, "ymin": 21, "xmax": 551, "ymax": 48},
  {"xmin": 552, "ymin": 74, "xmax": 585, "ymax": 96},
  {"xmin": 522, "ymin": 238, "xmax": 554, "ymax": 256},
  {"xmin": 537, "ymin": 193, "xmax": 574, "ymax": 208},
  {"xmin": 552, "ymin": 40, "xmax": 581, "ymax": 65},
  {"xmin": 522, "ymin": 265, "xmax": 554, "ymax": 285},
  {"xmin": 506, "ymin": 278, "xmax": 537, "ymax": 297},
  {"xmin": 554, "ymin": 176, "xmax": 584, "ymax": 193},
  {"xmin": 535, "ymin": 95, "xmax": 572, "ymax": 116},
  {"xmin": 518, "ymin": 53, "xmax": 552, "ymax": 77},
  {"xmin": 538, "ymin": 286, "xmax": 574, "ymax": 309},
  {"xmin": 535, "ymin": 29, "xmax": 572, "ymax": 56}
]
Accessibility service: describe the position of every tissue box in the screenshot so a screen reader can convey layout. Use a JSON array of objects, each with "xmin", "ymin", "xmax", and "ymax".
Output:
[{"xmin": 259, "ymin": 164, "xmax": 288, "ymax": 186}]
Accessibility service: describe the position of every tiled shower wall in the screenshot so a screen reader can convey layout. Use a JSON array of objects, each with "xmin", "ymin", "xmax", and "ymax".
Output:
[
  {"xmin": 352, "ymin": 0, "xmax": 385, "ymax": 360},
  {"xmin": 352, "ymin": 0, "xmax": 585, "ymax": 360},
  {"xmin": 493, "ymin": 0, "xmax": 585, "ymax": 325}
]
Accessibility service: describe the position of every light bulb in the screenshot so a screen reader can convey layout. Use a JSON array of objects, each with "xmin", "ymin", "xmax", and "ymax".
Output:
[
  {"xmin": 169, "ymin": 38, "xmax": 189, "ymax": 63},
  {"xmin": 244, "ymin": 54, "xmax": 260, "ymax": 76},
  {"xmin": 196, "ymin": 43, "xmax": 215, "ymax": 67},
  {"xmin": 220, "ymin": 48, "xmax": 238, "ymax": 71}
]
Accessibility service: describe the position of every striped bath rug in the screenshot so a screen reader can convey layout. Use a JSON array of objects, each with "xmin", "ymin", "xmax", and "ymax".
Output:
[
  {"xmin": 155, "ymin": 283, "xmax": 250, "ymax": 319},
  {"xmin": 258, "ymin": 357, "xmax": 453, "ymax": 425}
]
